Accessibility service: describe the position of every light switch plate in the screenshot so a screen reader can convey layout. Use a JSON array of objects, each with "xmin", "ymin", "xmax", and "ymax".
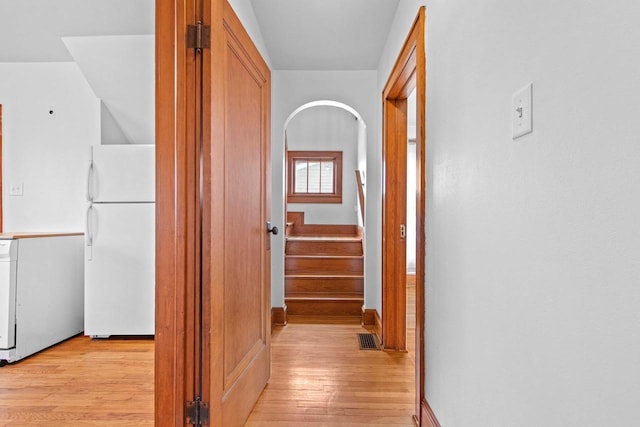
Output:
[
  {"xmin": 9, "ymin": 182, "xmax": 23, "ymax": 196},
  {"xmin": 512, "ymin": 83, "xmax": 533, "ymax": 139}
]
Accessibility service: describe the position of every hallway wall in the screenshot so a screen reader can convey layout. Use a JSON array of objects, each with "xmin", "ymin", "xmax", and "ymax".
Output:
[
  {"xmin": 0, "ymin": 63, "xmax": 99, "ymax": 232},
  {"xmin": 379, "ymin": 1, "xmax": 640, "ymax": 426},
  {"xmin": 270, "ymin": 70, "xmax": 377, "ymax": 308},
  {"xmin": 286, "ymin": 105, "xmax": 359, "ymax": 225},
  {"xmin": 228, "ymin": 0, "xmax": 272, "ymax": 68}
]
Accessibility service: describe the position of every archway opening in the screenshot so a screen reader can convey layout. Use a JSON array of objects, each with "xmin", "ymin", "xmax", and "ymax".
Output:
[{"xmin": 281, "ymin": 100, "xmax": 368, "ymax": 323}]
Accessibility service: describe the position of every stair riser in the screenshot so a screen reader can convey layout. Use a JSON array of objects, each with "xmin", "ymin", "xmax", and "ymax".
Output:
[
  {"xmin": 285, "ymin": 257, "xmax": 363, "ymax": 276},
  {"xmin": 286, "ymin": 299, "xmax": 363, "ymax": 316},
  {"xmin": 285, "ymin": 277, "xmax": 363, "ymax": 295},
  {"xmin": 285, "ymin": 240, "xmax": 363, "ymax": 256}
]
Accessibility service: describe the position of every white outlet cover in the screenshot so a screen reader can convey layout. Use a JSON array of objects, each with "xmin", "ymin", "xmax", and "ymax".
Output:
[
  {"xmin": 512, "ymin": 83, "xmax": 533, "ymax": 139},
  {"xmin": 9, "ymin": 182, "xmax": 23, "ymax": 196}
]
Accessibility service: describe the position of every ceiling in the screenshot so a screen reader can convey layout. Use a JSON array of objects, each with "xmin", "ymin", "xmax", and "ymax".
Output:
[
  {"xmin": 250, "ymin": 0, "xmax": 400, "ymax": 70},
  {"xmin": 0, "ymin": 0, "xmax": 154, "ymax": 62},
  {"xmin": 0, "ymin": 0, "xmax": 399, "ymax": 70}
]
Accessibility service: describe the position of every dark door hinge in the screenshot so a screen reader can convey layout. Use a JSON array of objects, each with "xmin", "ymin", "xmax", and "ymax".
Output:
[
  {"xmin": 187, "ymin": 21, "xmax": 211, "ymax": 53},
  {"xmin": 186, "ymin": 400, "xmax": 209, "ymax": 426}
]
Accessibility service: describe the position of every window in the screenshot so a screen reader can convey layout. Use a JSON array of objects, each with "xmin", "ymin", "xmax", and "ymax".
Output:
[{"xmin": 287, "ymin": 151, "xmax": 342, "ymax": 203}]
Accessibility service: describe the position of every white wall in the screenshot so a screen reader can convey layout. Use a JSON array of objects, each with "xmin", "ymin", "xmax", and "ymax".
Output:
[
  {"xmin": 63, "ymin": 35, "xmax": 154, "ymax": 145},
  {"xmin": 0, "ymin": 63, "xmax": 100, "ymax": 231},
  {"xmin": 286, "ymin": 105, "xmax": 359, "ymax": 225},
  {"xmin": 271, "ymin": 70, "xmax": 378, "ymax": 308},
  {"xmin": 228, "ymin": 0, "xmax": 272, "ymax": 68},
  {"xmin": 406, "ymin": 142, "xmax": 416, "ymax": 273},
  {"xmin": 379, "ymin": 1, "xmax": 640, "ymax": 426}
]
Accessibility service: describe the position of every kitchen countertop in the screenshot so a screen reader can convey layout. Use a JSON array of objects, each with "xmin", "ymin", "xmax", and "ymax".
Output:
[{"xmin": 0, "ymin": 232, "xmax": 84, "ymax": 239}]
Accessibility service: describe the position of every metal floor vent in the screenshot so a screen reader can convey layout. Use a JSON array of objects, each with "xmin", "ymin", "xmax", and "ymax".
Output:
[{"xmin": 357, "ymin": 333, "xmax": 381, "ymax": 350}]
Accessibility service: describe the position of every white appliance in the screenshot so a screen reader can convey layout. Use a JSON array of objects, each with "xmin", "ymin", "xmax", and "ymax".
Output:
[
  {"xmin": 0, "ymin": 234, "xmax": 84, "ymax": 365},
  {"xmin": 85, "ymin": 145, "xmax": 155, "ymax": 337}
]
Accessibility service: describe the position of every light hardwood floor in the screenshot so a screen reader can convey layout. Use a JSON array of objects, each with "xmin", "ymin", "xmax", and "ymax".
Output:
[
  {"xmin": 246, "ymin": 319, "xmax": 415, "ymax": 426},
  {"xmin": 0, "ymin": 337, "xmax": 154, "ymax": 426},
  {"xmin": 246, "ymin": 284, "xmax": 416, "ymax": 426},
  {"xmin": 0, "ymin": 286, "xmax": 416, "ymax": 426}
]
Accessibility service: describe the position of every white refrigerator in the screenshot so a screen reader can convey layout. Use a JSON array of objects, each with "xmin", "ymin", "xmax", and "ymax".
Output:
[{"xmin": 85, "ymin": 145, "xmax": 155, "ymax": 337}]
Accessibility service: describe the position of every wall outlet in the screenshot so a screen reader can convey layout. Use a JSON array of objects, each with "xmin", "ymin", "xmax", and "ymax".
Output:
[{"xmin": 8, "ymin": 182, "xmax": 23, "ymax": 196}]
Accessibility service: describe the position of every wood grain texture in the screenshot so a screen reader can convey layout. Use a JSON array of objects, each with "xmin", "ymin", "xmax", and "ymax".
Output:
[
  {"xmin": 0, "ymin": 232, "xmax": 83, "ymax": 239},
  {"xmin": 355, "ymin": 170, "xmax": 365, "ymax": 224},
  {"xmin": 246, "ymin": 318, "xmax": 416, "ymax": 426},
  {"xmin": 413, "ymin": 10, "xmax": 427, "ymax": 424},
  {"xmin": 285, "ymin": 256, "xmax": 364, "ymax": 276},
  {"xmin": 285, "ymin": 239, "xmax": 363, "ymax": 256},
  {"xmin": 289, "ymin": 224, "xmax": 360, "ymax": 237},
  {"xmin": 382, "ymin": 6, "xmax": 427, "ymax": 422},
  {"xmin": 382, "ymin": 95, "xmax": 408, "ymax": 352},
  {"xmin": 155, "ymin": 0, "xmax": 195, "ymax": 424},
  {"xmin": 285, "ymin": 298, "xmax": 363, "ymax": 316},
  {"xmin": 0, "ymin": 285, "xmax": 416, "ymax": 425},
  {"xmin": 286, "ymin": 276, "xmax": 363, "ymax": 295},
  {"xmin": 0, "ymin": 336, "xmax": 154, "ymax": 426},
  {"xmin": 272, "ymin": 306, "xmax": 288, "ymax": 329},
  {"xmin": 286, "ymin": 211, "xmax": 305, "ymax": 226},
  {"xmin": 421, "ymin": 398, "xmax": 441, "ymax": 427},
  {"xmin": 406, "ymin": 273, "xmax": 416, "ymax": 286},
  {"xmin": 375, "ymin": 309, "xmax": 383, "ymax": 344},
  {"xmin": 207, "ymin": 1, "xmax": 272, "ymax": 425},
  {"xmin": 362, "ymin": 307, "xmax": 376, "ymax": 326},
  {"xmin": 285, "ymin": 230, "xmax": 364, "ymax": 318}
]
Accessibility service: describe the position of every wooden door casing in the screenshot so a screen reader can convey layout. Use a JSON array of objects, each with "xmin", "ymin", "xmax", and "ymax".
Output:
[
  {"xmin": 381, "ymin": 7, "xmax": 426, "ymax": 425},
  {"xmin": 155, "ymin": 0, "xmax": 201, "ymax": 424},
  {"xmin": 382, "ymin": 96, "xmax": 409, "ymax": 352}
]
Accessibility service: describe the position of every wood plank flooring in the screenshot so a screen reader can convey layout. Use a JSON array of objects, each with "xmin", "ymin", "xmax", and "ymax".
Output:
[
  {"xmin": 245, "ymin": 319, "xmax": 415, "ymax": 426},
  {"xmin": 247, "ymin": 284, "xmax": 416, "ymax": 426},
  {"xmin": 0, "ymin": 286, "xmax": 416, "ymax": 426},
  {"xmin": 0, "ymin": 336, "xmax": 154, "ymax": 426}
]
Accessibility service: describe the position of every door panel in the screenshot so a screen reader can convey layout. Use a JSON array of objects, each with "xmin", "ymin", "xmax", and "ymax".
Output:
[
  {"xmin": 155, "ymin": 0, "xmax": 270, "ymax": 424},
  {"xmin": 223, "ymin": 48, "xmax": 265, "ymax": 388},
  {"xmin": 208, "ymin": 1, "xmax": 272, "ymax": 426}
]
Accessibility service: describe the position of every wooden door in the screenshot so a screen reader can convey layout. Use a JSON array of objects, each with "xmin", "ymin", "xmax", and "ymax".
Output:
[
  {"xmin": 206, "ymin": 1, "xmax": 272, "ymax": 426},
  {"xmin": 155, "ymin": 0, "xmax": 271, "ymax": 425}
]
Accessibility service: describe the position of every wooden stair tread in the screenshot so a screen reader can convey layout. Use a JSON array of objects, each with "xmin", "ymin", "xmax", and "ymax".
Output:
[
  {"xmin": 286, "ymin": 236, "xmax": 361, "ymax": 241},
  {"xmin": 284, "ymin": 222, "xmax": 364, "ymax": 318},
  {"xmin": 286, "ymin": 255, "xmax": 363, "ymax": 259},
  {"xmin": 286, "ymin": 292, "xmax": 363, "ymax": 299},
  {"xmin": 286, "ymin": 295, "xmax": 364, "ymax": 302},
  {"xmin": 285, "ymin": 274, "xmax": 364, "ymax": 279}
]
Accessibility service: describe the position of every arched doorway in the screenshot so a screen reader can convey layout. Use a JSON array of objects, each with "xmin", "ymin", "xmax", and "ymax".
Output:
[{"xmin": 277, "ymin": 100, "xmax": 369, "ymax": 323}]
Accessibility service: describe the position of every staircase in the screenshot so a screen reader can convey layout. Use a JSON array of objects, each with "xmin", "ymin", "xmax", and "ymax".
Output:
[{"xmin": 285, "ymin": 224, "xmax": 364, "ymax": 319}]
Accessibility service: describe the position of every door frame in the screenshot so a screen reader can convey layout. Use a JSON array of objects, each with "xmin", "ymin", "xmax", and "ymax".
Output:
[
  {"xmin": 381, "ymin": 7, "xmax": 426, "ymax": 424},
  {"xmin": 155, "ymin": 0, "xmax": 200, "ymax": 424}
]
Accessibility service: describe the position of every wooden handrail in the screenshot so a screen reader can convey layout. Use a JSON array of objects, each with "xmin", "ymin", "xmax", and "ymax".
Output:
[{"xmin": 355, "ymin": 170, "xmax": 365, "ymax": 224}]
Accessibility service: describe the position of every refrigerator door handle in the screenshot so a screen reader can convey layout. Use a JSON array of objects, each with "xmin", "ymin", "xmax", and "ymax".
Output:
[
  {"xmin": 86, "ymin": 205, "xmax": 94, "ymax": 247},
  {"xmin": 86, "ymin": 161, "xmax": 94, "ymax": 202}
]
